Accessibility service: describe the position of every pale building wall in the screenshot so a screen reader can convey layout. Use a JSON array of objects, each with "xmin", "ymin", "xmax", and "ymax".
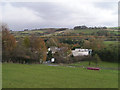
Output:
[{"xmin": 72, "ymin": 49, "xmax": 90, "ymax": 56}]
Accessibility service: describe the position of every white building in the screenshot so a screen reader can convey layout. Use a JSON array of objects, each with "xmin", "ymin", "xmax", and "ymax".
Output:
[{"xmin": 72, "ymin": 49, "xmax": 92, "ymax": 56}]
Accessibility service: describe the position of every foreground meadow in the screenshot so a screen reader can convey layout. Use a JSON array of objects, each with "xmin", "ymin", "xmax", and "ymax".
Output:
[{"xmin": 2, "ymin": 63, "xmax": 118, "ymax": 88}]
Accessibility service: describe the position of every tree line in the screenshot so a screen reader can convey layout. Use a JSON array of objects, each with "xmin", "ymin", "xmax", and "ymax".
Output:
[
  {"xmin": 74, "ymin": 25, "xmax": 107, "ymax": 30},
  {"xmin": 2, "ymin": 24, "xmax": 119, "ymax": 64}
]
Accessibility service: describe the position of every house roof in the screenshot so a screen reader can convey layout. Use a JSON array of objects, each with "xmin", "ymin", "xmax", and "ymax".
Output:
[{"xmin": 74, "ymin": 49, "xmax": 89, "ymax": 52}]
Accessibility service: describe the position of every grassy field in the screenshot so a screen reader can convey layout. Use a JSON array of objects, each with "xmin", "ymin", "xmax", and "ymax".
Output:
[
  {"xmin": 103, "ymin": 41, "xmax": 119, "ymax": 47},
  {"xmin": 69, "ymin": 61, "xmax": 118, "ymax": 69},
  {"xmin": 71, "ymin": 29, "xmax": 99, "ymax": 34},
  {"xmin": 20, "ymin": 30, "xmax": 44, "ymax": 34},
  {"xmin": 2, "ymin": 63, "xmax": 118, "ymax": 88},
  {"xmin": 71, "ymin": 29, "xmax": 120, "ymax": 35}
]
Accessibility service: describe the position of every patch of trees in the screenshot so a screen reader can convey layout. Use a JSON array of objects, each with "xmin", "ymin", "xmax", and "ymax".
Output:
[
  {"xmin": 82, "ymin": 38, "xmax": 118, "ymax": 62},
  {"xmin": 59, "ymin": 38, "xmax": 84, "ymax": 46},
  {"xmin": 2, "ymin": 25, "xmax": 47, "ymax": 64},
  {"xmin": 2, "ymin": 24, "xmax": 16, "ymax": 62},
  {"xmin": 56, "ymin": 28, "xmax": 68, "ymax": 31},
  {"xmin": 93, "ymin": 45, "xmax": 119, "ymax": 63},
  {"xmin": 46, "ymin": 38, "xmax": 59, "ymax": 48},
  {"xmin": 74, "ymin": 25, "xmax": 88, "ymax": 30},
  {"xmin": 74, "ymin": 25, "xmax": 107, "ymax": 30},
  {"xmin": 24, "ymin": 29, "xmax": 28, "ymax": 31},
  {"xmin": 83, "ymin": 38, "xmax": 105, "ymax": 50}
]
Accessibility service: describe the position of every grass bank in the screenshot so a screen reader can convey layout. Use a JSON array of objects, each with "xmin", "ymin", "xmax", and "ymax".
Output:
[{"xmin": 2, "ymin": 63, "xmax": 118, "ymax": 88}]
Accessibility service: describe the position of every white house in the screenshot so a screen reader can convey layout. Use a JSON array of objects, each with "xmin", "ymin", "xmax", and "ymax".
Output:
[{"xmin": 72, "ymin": 49, "xmax": 92, "ymax": 56}]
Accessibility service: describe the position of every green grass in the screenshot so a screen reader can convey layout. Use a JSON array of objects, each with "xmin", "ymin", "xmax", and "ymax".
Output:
[
  {"xmin": 103, "ymin": 41, "xmax": 119, "ymax": 47},
  {"xmin": 109, "ymin": 31, "xmax": 120, "ymax": 35},
  {"xmin": 2, "ymin": 63, "xmax": 118, "ymax": 88},
  {"xmin": 21, "ymin": 30, "xmax": 44, "ymax": 34},
  {"xmin": 11, "ymin": 30, "xmax": 44, "ymax": 36},
  {"xmin": 72, "ymin": 29, "xmax": 99, "ymax": 34},
  {"xmin": 71, "ymin": 29, "xmax": 120, "ymax": 35},
  {"xmin": 69, "ymin": 61, "xmax": 118, "ymax": 69}
]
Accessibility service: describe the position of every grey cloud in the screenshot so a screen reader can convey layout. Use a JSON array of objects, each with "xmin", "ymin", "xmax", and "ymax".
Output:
[
  {"xmin": 10, "ymin": 2, "xmax": 73, "ymax": 24},
  {"xmin": 1, "ymin": 1, "xmax": 118, "ymax": 31},
  {"xmin": 10, "ymin": 2, "xmax": 72, "ymax": 19},
  {"xmin": 93, "ymin": 2, "xmax": 117, "ymax": 10}
]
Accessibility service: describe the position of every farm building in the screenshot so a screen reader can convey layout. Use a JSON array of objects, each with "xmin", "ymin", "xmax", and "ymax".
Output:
[{"xmin": 72, "ymin": 49, "xmax": 92, "ymax": 56}]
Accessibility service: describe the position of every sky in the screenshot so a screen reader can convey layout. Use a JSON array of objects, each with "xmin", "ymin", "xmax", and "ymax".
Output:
[{"xmin": 0, "ymin": 0, "xmax": 119, "ymax": 31}]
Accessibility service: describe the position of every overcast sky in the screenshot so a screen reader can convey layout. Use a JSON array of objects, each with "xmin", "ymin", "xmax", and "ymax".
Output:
[{"xmin": 0, "ymin": 0, "xmax": 119, "ymax": 31}]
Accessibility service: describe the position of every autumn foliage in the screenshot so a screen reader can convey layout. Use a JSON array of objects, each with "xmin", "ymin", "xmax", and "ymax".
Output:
[
  {"xmin": 2, "ymin": 25, "xmax": 47, "ymax": 64},
  {"xmin": 2, "ymin": 24, "xmax": 16, "ymax": 62},
  {"xmin": 2, "ymin": 24, "xmax": 118, "ymax": 64}
]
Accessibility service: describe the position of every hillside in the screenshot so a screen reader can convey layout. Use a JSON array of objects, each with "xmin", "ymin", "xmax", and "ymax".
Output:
[{"xmin": 3, "ymin": 63, "xmax": 118, "ymax": 88}]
